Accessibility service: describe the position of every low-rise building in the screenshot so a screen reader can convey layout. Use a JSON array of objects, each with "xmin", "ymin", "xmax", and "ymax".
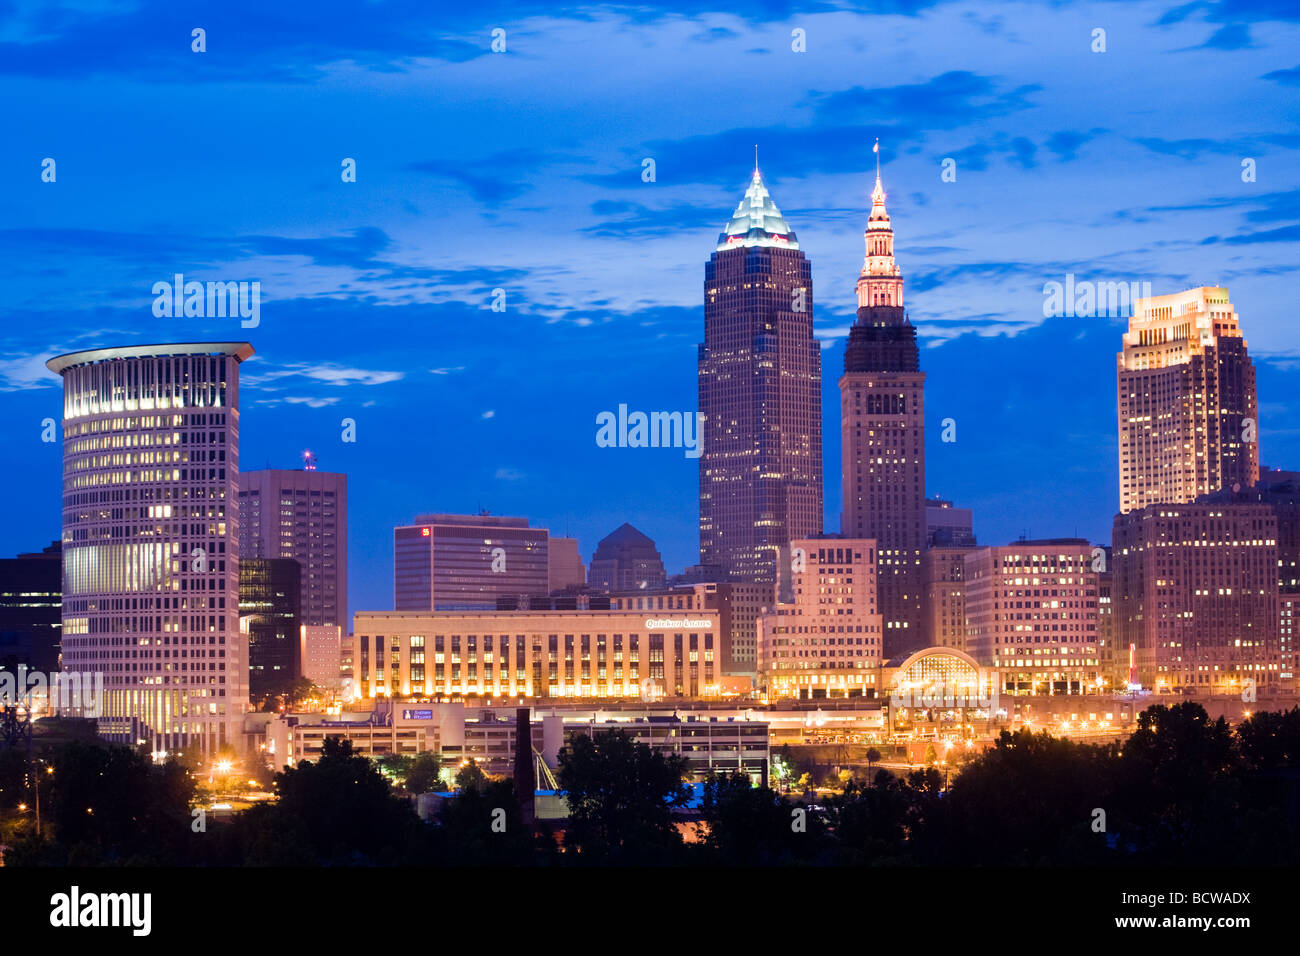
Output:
[
  {"xmin": 352, "ymin": 608, "xmax": 722, "ymax": 700},
  {"xmin": 757, "ymin": 538, "xmax": 884, "ymax": 700},
  {"xmin": 964, "ymin": 539, "xmax": 1101, "ymax": 695},
  {"xmin": 266, "ymin": 701, "xmax": 769, "ymax": 782}
]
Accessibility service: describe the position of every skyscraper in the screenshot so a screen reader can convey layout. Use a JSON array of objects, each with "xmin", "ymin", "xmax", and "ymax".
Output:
[
  {"xmin": 1112, "ymin": 504, "xmax": 1278, "ymax": 696},
  {"xmin": 238, "ymin": 467, "xmax": 347, "ymax": 629},
  {"xmin": 699, "ymin": 169, "xmax": 823, "ymax": 586},
  {"xmin": 1117, "ymin": 286, "xmax": 1258, "ymax": 513},
  {"xmin": 840, "ymin": 164, "xmax": 926, "ymax": 656},
  {"xmin": 47, "ymin": 342, "xmax": 253, "ymax": 753}
]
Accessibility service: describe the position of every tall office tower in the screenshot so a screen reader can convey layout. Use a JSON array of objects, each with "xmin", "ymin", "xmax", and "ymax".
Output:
[
  {"xmin": 1117, "ymin": 286, "xmax": 1258, "ymax": 514},
  {"xmin": 698, "ymin": 169, "xmax": 823, "ymax": 586},
  {"xmin": 394, "ymin": 513, "xmax": 549, "ymax": 611},
  {"xmin": 0, "ymin": 542, "xmax": 62, "ymax": 672},
  {"xmin": 1113, "ymin": 504, "xmax": 1279, "ymax": 696},
  {"xmin": 757, "ymin": 537, "xmax": 883, "ymax": 700},
  {"xmin": 964, "ymin": 539, "xmax": 1100, "ymax": 695},
  {"xmin": 238, "ymin": 468, "xmax": 347, "ymax": 629},
  {"xmin": 840, "ymin": 165, "xmax": 926, "ymax": 656},
  {"xmin": 588, "ymin": 523, "xmax": 667, "ymax": 592},
  {"xmin": 47, "ymin": 342, "xmax": 253, "ymax": 753},
  {"xmin": 1194, "ymin": 468, "xmax": 1300, "ymax": 693},
  {"xmin": 239, "ymin": 558, "xmax": 301, "ymax": 697}
]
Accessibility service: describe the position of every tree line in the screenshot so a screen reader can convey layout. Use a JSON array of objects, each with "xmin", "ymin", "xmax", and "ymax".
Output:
[{"xmin": 2, "ymin": 702, "xmax": 1298, "ymax": 866}]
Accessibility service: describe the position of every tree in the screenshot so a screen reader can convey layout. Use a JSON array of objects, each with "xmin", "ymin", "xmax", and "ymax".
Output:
[
  {"xmin": 556, "ymin": 729, "xmax": 690, "ymax": 862},
  {"xmin": 377, "ymin": 753, "xmax": 414, "ymax": 789},
  {"xmin": 917, "ymin": 728, "xmax": 1116, "ymax": 866},
  {"xmin": 5, "ymin": 741, "xmax": 195, "ymax": 865},
  {"xmin": 830, "ymin": 768, "xmax": 940, "ymax": 865},
  {"xmin": 697, "ymin": 772, "xmax": 830, "ymax": 865},
  {"xmin": 454, "ymin": 758, "xmax": 488, "ymax": 793},
  {"xmin": 233, "ymin": 737, "xmax": 427, "ymax": 865},
  {"xmin": 405, "ymin": 752, "xmax": 443, "ymax": 794},
  {"xmin": 865, "ymin": 747, "xmax": 881, "ymax": 773},
  {"xmin": 1110, "ymin": 702, "xmax": 1243, "ymax": 864},
  {"xmin": 433, "ymin": 779, "xmax": 534, "ymax": 865}
]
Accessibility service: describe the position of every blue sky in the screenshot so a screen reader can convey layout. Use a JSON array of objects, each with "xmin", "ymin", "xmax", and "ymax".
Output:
[{"xmin": 1, "ymin": 0, "xmax": 1298, "ymax": 628}]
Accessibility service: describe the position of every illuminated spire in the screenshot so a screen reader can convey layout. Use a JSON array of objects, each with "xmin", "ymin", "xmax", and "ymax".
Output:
[
  {"xmin": 856, "ymin": 142, "xmax": 903, "ymax": 310},
  {"xmin": 716, "ymin": 169, "xmax": 800, "ymax": 251}
]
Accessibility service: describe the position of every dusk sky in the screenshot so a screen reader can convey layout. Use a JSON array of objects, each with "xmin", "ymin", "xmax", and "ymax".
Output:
[{"xmin": 2, "ymin": 0, "xmax": 1298, "ymax": 628}]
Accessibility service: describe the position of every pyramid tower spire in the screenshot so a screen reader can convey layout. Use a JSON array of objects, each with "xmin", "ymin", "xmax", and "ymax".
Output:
[{"xmin": 716, "ymin": 168, "xmax": 800, "ymax": 251}]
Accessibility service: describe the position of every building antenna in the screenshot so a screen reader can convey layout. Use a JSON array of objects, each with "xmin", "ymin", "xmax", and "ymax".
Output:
[
  {"xmin": 874, "ymin": 137, "xmax": 881, "ymax": 181},
  {"xmin": 754, "ymin": 144, "xmax": 759, "ymax": 175}
]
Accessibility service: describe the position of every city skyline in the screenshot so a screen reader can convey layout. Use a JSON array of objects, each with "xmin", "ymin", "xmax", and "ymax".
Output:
[{"xmin": 3, "ymin": 2, "xmax": 1299, "ymax": 628}]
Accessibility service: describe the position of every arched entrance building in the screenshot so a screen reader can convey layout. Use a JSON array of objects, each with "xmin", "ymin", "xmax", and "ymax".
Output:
[{"xmin": 881, "ymin": 646, "xmax": 1003, "ymax": 738}]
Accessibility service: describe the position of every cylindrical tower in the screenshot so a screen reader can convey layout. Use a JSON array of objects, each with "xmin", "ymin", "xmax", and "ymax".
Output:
[{"xmin": 46, "ymin": 342, "xmax": 254, "ymax": 756}]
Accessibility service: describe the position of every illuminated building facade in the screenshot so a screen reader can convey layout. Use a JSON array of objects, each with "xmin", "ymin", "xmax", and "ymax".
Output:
[
  {"xmin": 881, "ymin": 646, "xmax": 999, "ymax": 737},
  {"xmin": 46, "ymin": 342, "xmax": 253, "ymax": 753},
  {"xmin": 757, "ymin": 538, "xmax": 883, "ymax": 700},
  {"xmin": 1117, "ymin": 286, "xmax": 1258, "ymax": 514},
  {"xmin": 394, "ymin": 513, "xmax": 550, "ymax": 611},
  {"xmin": 300, "ymin": 624, "xmax": 343, "ymax": 692},
  {"xmin": 840, "ymin": 167, "xmax": 926, "ymax": 656},
  {"xmin": 352, "ymin": 608, "xmax": 721, "ymax": 699},
  {"xmin": 922, "ymin": 547, "xmax": 971, "ymax": 651},
  {"xmin": 606, "ymin": 580, "xmax": 767, "ymax": 677},
  {"xmin": 1094, "ymin": 547, "xmax": 1119, "ymax": 689},
  {"xmin": 963, "ymin": 539, "xmax": 1101, "ymax": 695},
  {"xmin": 238, "ymin": 468, "xmax": 347, "ymax": 629},
  {"xmin": 699, "ymin": 169, "xmax": 823, "ymax": 587},
  {"xmin": 1112, "ymin": 503, "xmax": 1280, "ymax": 695}
]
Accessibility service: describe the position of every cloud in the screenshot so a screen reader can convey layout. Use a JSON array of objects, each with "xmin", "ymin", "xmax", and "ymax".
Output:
[
  {"xmin": 1205, "ymin": 224, "xmax": 1300, "ymax": 245},
  {"xmin": 581, "ymin": 72, "xmax": 1040, "ymax": 188},
  {"xmin": 582, "ymin": 201, "xmax": 723, "ymax": 239},
  {"xmin": 1132, "ymin": 137, "xmax": 1234, "ymax": 159},
  {"xmin": 1263, "ymin": 65, "xmax": 1300, "ymax": 85},
  {"xmin": 243, "ymin": 362, "xmax": 404, "ymax": 388},
  {"xmin": 0, "ymin": 0, "xmax": 489, "ymax": 81},
  {"xmin": 0, "ymin": 351, "xmax": 60, "ymax": 391},
  {"xmin": 255, "ymin": 395, "xmax": 342, "ymax": 408},
  {"xmin": 1200, "ymin": 23, "xmax": 1252, "ymax": 48},
  {"xmin": 1045, "ymin": 129, "xmax": 1106, "ymax": 161},
  {"xmin": 407, "ymin": 149, "xmax": 563, "ymax": 204}
]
